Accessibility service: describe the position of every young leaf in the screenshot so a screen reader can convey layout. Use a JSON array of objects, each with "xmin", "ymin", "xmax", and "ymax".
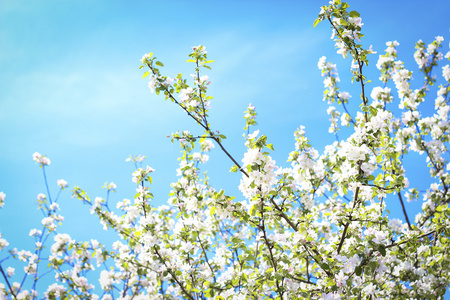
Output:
[{"xmin": 313, "ymin": 18, "xmax": 321, "ymax": 28}]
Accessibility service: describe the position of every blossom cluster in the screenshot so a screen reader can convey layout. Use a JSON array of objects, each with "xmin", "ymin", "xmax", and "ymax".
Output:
[{"xmin": 1, "ymin": 1, "xmax": 450, "ymax": 299}]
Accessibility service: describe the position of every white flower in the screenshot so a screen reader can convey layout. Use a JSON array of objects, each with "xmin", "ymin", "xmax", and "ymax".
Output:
[
  {"xmin": 163, "ymin": 77, "xmax": 175, "ymax": 86},
  {"xmin": 105, "ymin": 182, "xmax": 116, "ymax": 191},
  {"xmin": 29, "ymin": 229, "xmax": 42, "ymax": 237},
  {"xmin": 417, "ymin": 245, "xmax": 429, "ymax": 255},
  {"xmin": 0, "ymin": 238, "xmax": 9, "ymax": 250},
  {"xmin": 339, "ymin": 143, "xmax": 370, "ymax": 162},
  {"xmin": 57, "ymin": 179, "xmax": 68, "ymax": 188},
  {"xmin": 49, "ymin": 202, "xmax": 59, "ymax": 211},
  {"xmin": 33, "ymin": 152, "xmax": 51, "ymax": 166},
  {"xmin": 338, "ymin": 91, "xmax": 351, "ymax": 101},
  {"xmin": 442, "ymin": 65, "xmax": 450, "ymax": 82},
  {"xmin": 192, "ymin": 45, "xmax": 207, "ymax": 54},
  {"xmin": 132, "ymin": 166, "xmax": 155, "ymax": 183},
  {"xmin": 193, "ymin": 152, "xmax": 209, "ymax": 163},
  {"xmin": 318, "ymin": 56, "xmax": 327, "ymax": 70},
  {"xmin": 247, "ymin": 130, "xmax": 259, "ymax": 140},
  {"xmin": 388, "ymin": 218, "xmax": 403, "ymax": 232},
  {"xmin": 179, "ymin": 87, "xmax": 194, "ymax": 103},
  {"xmin": 147, "ymin": 74, "xmax": 158, "ymax": 93},
  {"xmin": 199, "ymin": 75, "xmax": 209, "ymax": 84},
  {"xmin": 363, "ymin": 283, "xmax": 376, "ymax": 296},
  {"xmin": 45, "ymin": 283, "xmax": 66, "ymax": 298},
  {"xmin": 242, "ymin": 148, "xmax": 264, "ymax": 166},
  {"xmin": 141, "ymin": 53, "xmax": 151, "ymax": 63},
  {"xmin": 200, "ymin": 139, "xmax": 215, "ymax": 152}
]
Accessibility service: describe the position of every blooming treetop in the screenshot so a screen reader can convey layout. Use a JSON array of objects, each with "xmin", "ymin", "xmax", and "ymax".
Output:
[{"xmin": 1, "ymin": 0, "xmax": 450, "ymax": 299}]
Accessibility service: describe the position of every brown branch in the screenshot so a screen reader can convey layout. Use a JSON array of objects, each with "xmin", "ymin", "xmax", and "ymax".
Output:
[
  {"xmin": 326, "ymin": 16, "xmax": 368, "ymax": 123},
  {"xmin": 0, "ymin": 265, "xmax": 17, "ymax": 299},
  {"xmin": 386, "ymin": 230, "xmax": 436, "ymax": 249},
  {"xmin": 397, "ymin": 192, "xmax": 412, "ymax": 230},
  {"xmin": 196, "ymin": 59, "xmax": 209, "ymax": 127},
  {"xmin": 336, "ymin": 185, "xmax": 360, "ymax": 254},
  {"xmin": 268, "ymin": 196, "xmax": 298, "ymax": 231},
  {"xmin": 259, "ymin": 205, "xmax": 284, "ymax": 298},
  {"xmin": 153, "ymin": 246, "xmax": 195, "ymax": 300},
  {"xmin": 289, "ymin": 274, "xmax": 316, "ymax": 285},
  {"xmin": 147, "ymin": 64, "xmax": 248, "ymax": 179},
  {"xmin": 196, "ymin": 233, "xmax": 217, "ymax": 283},
  {"xmin": 211, "ymin": 136, "xmax": 248, "ymax": 178}
]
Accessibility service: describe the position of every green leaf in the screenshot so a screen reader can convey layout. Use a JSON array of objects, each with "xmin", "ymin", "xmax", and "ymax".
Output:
[
  {"xmin": 186, "ymin": 59, "xmax": 196, "ymax": 63},
  {"xmin": 267, "ymin": 143, "xmax": 274, "ymax": 151},
  {"xmin": 230, "ymin": 165, "xmax": 238, "ymax": 172},
  {"xmin": 232, "ymin": 277, "xmax": 239, "ymax": 285},
  {"xmin": 376, "ymin": 155, "xmax": 383, "ymax": 164},
  {"xmin": 349, "ymin": 11, "xmax": 360, "ymax": 18},
  {"xmin": 210, "ymin": 206, "xmax": 216, "ymax": 217},
  {"xmin": 355, "ymin": 266, "xmax": 362, "ymax": 276},
  {"xmin": 155, "ymin": 61, "xmax": 164, "ymax": 67},
  {"xmin": 250, "ymin": 204, "xmax": 257, "ymax": 216},
  {"xmin": 143, "ymin": 71, "xmax": 149, "ymax": 79},
  {"xmin": 326, "ymin": 278, "xmax": 336, "ymax": 287}
]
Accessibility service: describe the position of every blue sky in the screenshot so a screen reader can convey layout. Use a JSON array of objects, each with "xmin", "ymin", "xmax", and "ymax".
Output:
[{"xmin": 1, "ymin": 0, "xmax": 450, "ymax": 295}]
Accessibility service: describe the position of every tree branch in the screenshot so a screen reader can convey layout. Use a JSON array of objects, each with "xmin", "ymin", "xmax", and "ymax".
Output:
[
  {"xmin": 0, "ymin": 265, "xmax": 17, "ymax": 299},
  {"xmin": 397, "ymin": 192, "xmax": 412, "ymax": 230},
  {"xmin": 153, "ymin": 246, "xmax": 196, "ymax": 300}
]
